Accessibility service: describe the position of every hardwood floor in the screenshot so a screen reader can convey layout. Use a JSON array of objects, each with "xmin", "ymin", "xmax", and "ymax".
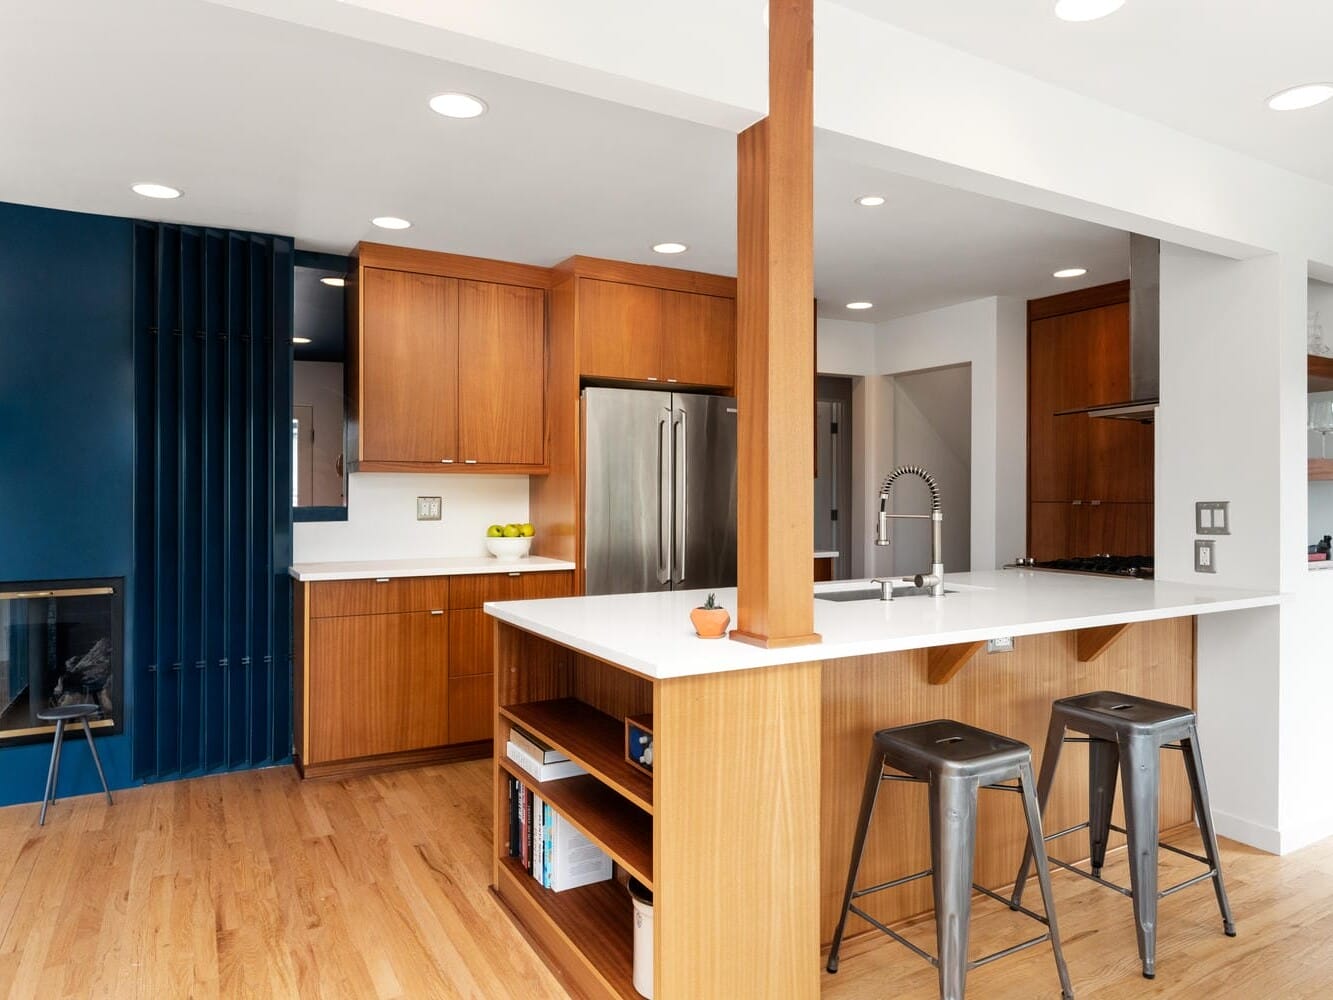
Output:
[{"xmin": 0, "ymin": 759, "xmax": 1328, "ymax": 999}]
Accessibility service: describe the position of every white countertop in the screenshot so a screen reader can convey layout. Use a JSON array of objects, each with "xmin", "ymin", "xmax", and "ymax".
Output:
[
  {"xmin": 484, "ymin": 569, "xmax": 1279, "ymax": 680},
  {"xmin": 289, "ymin": 555, "xmax": 576, "ymax": 581}
]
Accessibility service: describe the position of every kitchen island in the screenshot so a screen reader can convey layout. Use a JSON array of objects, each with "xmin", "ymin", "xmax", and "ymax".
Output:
[{"xmin": 484, "ymin": 571, "xmax": 1278, "ymax": 1000}]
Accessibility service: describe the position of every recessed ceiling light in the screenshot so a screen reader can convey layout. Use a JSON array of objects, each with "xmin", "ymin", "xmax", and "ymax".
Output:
[
  {"xmin": 652, "ymin": 242, "xmax": 688, "ymax": 255},
  {"xmin": 1267, "ymin": 83, "xmax": 1333, "ymax": 111},
  {"xmin": 131, "ymin": 182, "xmax": 181, "ymax": 199},
  {"xmin": 846, "ymin": 301, "xmax": 873, "ymax": 310},
  {"xmin": 319, "ymin": 276, "xmax": 346, "ymax": 288},
  {"xmin": 372, "ymin": 216, "xmax": 411, "ymax": 230},
  {"xmin": 1054, "ymin": 0, "xmax": 1125, "ymax": 22},
  {"xmin": 293, "ymin": 337, "xmax": 312, "ymax": 345},
  {"xmin": 855, "ymin": 195, "xmax": 886, "ymax": 207},
  {"xmin": 1053, "ymin": 267, "xmax": 1088, "ymax": 278},
  {"xmin": 428, "ymin": 92, "xmax": 488, "ymax": 119}
]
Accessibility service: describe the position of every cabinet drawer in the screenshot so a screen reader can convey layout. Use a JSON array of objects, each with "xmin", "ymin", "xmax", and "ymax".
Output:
[
  {"xmin": 308, "ymin": 577, "xmax": 447, "ymax": 618},
  {"xmin": 448, "ymin": 570, "xmax": 574, "ymax": 609}
]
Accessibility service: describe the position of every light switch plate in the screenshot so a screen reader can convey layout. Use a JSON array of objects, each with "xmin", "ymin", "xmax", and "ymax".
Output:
[
  {"xmin": 986, "ymin": 636, "xmax": 1014, "ymax": 654},
  {"xmin": 416, "ymin": 496, "xmax": 442, "ymax": 521},
  {"xmin": 1196, "ymin": 501, "xmax": 1230, "ymax": 535},
  {"xmin": 1194, "ymin": 539, "xmax": 1216, "ymax": 573}
]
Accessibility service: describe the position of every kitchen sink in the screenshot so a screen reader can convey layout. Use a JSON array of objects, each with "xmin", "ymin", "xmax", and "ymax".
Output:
[{"xmin": 816, "ymin": 586, "xmax": 954, "ymax": 602}]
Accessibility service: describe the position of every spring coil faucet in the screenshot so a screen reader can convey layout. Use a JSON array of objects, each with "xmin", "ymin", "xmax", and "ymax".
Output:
[{"xmin": 873, "ymin": 465, "xmax": 945, "ymax": 599}]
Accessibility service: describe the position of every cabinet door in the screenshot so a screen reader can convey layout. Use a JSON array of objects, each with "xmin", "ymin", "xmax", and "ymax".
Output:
[
  {"xmin": 1028, "ymin": 502, "xmax": 1076, "ymax": 561},
  {"xmin": 577, "ymin": 279, "xmax": 663, "ymax": 381},
  {"xmin": 449, "ymin": 675, "xmax": 493, "ymax": 744},
  {"xmin": 659, "ymin": 290, "xmax": 735, "ymax": 387},
  {"xmin": 448, "ymin": 608, "xmax": 492, "ymax": 676},
  {"xmin": 360, "ymin": 269, "xmax": 458, "ymax": 463},
  {"xmin": 1029, "ymin": 314, "xmax": 1092, "ymax": 502},
  {"xmin": 307, "ymin": 611, "xmax": 448, "ymax": 763},
  {"xmin": 1082, "ymin": 502, "xmax": 1154, "ymax": 556},
  {"xmin": 456, "ymin": 280, "xmax": 546, "ymax": 465}
]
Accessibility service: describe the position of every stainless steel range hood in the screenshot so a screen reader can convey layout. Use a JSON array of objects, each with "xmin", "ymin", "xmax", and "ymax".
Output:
[{"xmin": 1058, "ymin": 234, "xmax": 1159, "ymax": 423}]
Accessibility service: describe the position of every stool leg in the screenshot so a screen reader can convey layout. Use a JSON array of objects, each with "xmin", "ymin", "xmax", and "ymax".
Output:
[
  {"xmin": 1019, "ymin": 759, "xmax": 1075, "ymax": 1000},
  {"xmin": 930, "ymin": 774, "xmax": 978, "ymax": 1000},
  {"xmin": 1088, "ymin": 738, "xmax": 1120, "ymax": 877},
  {"xmin": 81, "ymin": 718, "xmax": 114, "ymax": 805},
  {"xmin": 1118, "ymin": 733, "xmax": 1160, "ymax": 979},
  {"xmin": 38, "ymin": 720, "xmax": 65, "ymax": 826},
  {"xmin": 826, "ymin": 747, "xmax": 886, "ymax": 974},
  {"xmin": 49, "ymin": 718, "xmax": 65, "ymax": 803},
  {"xmin": 1012, "ymin": 712, "xmax": 1066, "ymax": 909},
  {"xmin": 1181, "ymin": 726, "xmax": 1236, "ymax": 937}
]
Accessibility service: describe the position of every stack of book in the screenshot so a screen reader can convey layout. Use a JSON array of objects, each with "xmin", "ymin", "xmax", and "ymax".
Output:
[
  {"xmin": 505, "ymin": 724, "xmax": 587, "ymax": 782},
  {"xmin": 506, "ymin": 774, "xmax": 613, "ymax": 892}
]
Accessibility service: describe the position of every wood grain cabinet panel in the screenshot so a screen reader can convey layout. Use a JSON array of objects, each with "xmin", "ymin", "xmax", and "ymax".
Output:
[
  {"xmin": 307, "ymin": 611, "xmax": 448, "ymax": 763},
  {"xmin": 659, "ymin": 289, "xmax": 735, "ymax": 387},
  {"xmin": 359, "ymin": 268, "xmax": 458, "ymax": 464},
  {"xmin": 448, "ymin": 608, "xmax": 492, "ymax": 677},
  {"xmin": 577, "ymin": 279, "xmax": 663, "ymax": 382},
  {"xmin": 308, "ymin": 577, "xmax": 447, "ymax": 619},
  {"xmin": 1029, "ymin": 501, "xmax": 1154, "ymax": 561},
  {"xmin": 448, "ymin": 570, "xmax": 574, "ymax": 609},
  {"xmin": 456, "ymin": 280, "xmax": 546, "ymax": 466},
  {"xmin": 449, "ymin": 674, "xmax": 493, "ymax": 743}
]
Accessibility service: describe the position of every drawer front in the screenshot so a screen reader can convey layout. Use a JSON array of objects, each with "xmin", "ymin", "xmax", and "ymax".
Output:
[
  {"xmin": 308, "ymin": 577, "xmax": 447, "ymax": 618},
  {"xmin": 448, "ymin": 570, "xmax": 574, "ymax": 609}
]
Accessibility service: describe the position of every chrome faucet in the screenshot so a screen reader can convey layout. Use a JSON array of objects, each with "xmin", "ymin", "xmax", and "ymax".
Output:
[{"xmin": 871, "ymin": 465, "xmax": 945, "ymax": 599}]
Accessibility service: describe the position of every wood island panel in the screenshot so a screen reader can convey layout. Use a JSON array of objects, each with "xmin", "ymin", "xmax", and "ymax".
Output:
[{"xmin": 818, "ymin": 617, "xmax": 1195, "ymax": 945}]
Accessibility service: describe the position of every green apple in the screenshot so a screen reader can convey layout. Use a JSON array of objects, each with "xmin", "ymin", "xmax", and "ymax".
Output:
[
  {"xmin": 519, "ymin": 523, "xmax": 535, "ymax": 537},
  {"xmin": 486, "ymin": 524, "xmax": 504, "ymax": 538},
  {"xmin": 502, "ymin": 524, "xmax": 521, "ymax": 538}
]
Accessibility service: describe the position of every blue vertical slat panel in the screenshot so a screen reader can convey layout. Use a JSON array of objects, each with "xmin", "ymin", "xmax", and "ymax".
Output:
[{"xmin": 132, "ymin": 224, "xmax": 293, "ymax": 781}]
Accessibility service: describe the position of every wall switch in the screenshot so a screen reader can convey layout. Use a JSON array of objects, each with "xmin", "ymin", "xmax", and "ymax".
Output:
[
  {"xmin": 1196, "ymin": 501, "xmax": 1230, "ymax": 535},
  {"xmin": 416, "ymin": 496, "xmax": 442, "ymax": 521},
  {"xmin": 1194, "ymin": 539, "xmax": 1216, "ymax": 573},
  {"xmin": 986, "ymin": 636, "xmax": 1014, "ymax": 654}
]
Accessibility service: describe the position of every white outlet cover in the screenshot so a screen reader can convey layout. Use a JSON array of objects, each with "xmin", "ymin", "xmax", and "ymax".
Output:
[
  {"xmin": 1194, "ymin": 539, "xmax": 1216, "ymax": 573},
  {"xmin": 416, "ymin": 496, "xmax": 442, "ymax": 521}
]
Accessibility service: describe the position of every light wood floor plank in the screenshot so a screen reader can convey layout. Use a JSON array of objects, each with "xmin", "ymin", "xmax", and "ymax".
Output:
[{"xmin": 0, "ymin": 759, "xmax": 1325, "ymax": 998}]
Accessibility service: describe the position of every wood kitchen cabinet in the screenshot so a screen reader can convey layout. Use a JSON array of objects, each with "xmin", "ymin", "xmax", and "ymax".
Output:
[
  {"xmin": 577, "ymin": 276, "xmax": 736, "ymax": 388},
  {"xmin": 293, "ymin": 570, "xmax": 574, "ymax": 778},
  {"xmin": 349, "ymin": 243, "xmax": 551, "ymax": 473},
  {"xmin": 1028, "ymin": 282, "xmax": 1154, "ymax": 556}
]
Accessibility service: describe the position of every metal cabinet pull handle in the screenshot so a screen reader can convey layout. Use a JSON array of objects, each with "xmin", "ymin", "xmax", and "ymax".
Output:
[
  {"xmin": 507, "ymin": 572, "xmax": 521, "ymax": 578},
  {"xmin": 441, "ymin": 458, "xmax": 454, "ymax": 464},
  {"xmin": 430, "ymin": 609, "xmax": 444, "ymax": 615},
  {"xmin": 464, "ymin": 459, "xmax": 478, "ymax": 464},
  {"xmin": 375, "ymin": 577, "xmax": 390, "ymax": 583}
]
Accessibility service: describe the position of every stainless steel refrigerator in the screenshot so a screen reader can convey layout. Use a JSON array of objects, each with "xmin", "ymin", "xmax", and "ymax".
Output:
[{"xmin": 583, "ymin": 387, "xmax": 737, "ymax": 596}]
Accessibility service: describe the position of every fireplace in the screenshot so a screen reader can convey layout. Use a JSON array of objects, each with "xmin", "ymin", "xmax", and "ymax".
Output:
[{"xmin": 0, "ymin": 579, "xmax": 123, "ymax": 744}]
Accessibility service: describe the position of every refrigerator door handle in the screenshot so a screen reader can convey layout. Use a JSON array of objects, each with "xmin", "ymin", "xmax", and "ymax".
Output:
[
  {"xmin": 657, "ymin": 411, "xmax": 672, "ymax": 585},
  {"xmin": 674, "ymin": 408, "xmax": 687, "ymax": 585}
]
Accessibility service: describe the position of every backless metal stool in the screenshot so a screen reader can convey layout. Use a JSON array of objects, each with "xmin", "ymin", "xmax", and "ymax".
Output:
[
  {"xmin": 37, "ymin": 704, "xmax": 113, "ymax": 826},
  {"xmin": 1011, "ymin": 691, "xmax": 1235, "ymax": 980},
  {"xmin": 827, "ymin": 719, "xmax": 1074, "ymax": 1000}
]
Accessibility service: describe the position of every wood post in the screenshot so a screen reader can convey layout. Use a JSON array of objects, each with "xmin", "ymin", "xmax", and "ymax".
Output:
[{"xmin": 731, "ymin": 0, "xmax": 820, "ymax": 649}]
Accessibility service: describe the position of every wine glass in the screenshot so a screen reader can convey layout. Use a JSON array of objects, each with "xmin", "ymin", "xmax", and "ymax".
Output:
[{"xmin": 1309, "ymin": 400, "xmax": 1333, "ymax": 458}]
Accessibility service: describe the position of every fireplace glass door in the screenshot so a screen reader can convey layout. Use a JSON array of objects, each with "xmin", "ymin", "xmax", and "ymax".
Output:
[{"xmin": 0, "ymin": 579, "xmax": 123, "ymax": 744}]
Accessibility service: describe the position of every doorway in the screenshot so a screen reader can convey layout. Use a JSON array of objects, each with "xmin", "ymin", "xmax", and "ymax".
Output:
[{"xmin": 814, "ymin": 375, "xmax": 854, "ymax": 580}]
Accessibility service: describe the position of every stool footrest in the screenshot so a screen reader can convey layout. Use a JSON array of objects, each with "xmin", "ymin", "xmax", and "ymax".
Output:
[
  {"xmin": 1045, "ymin": 853, "xmax": 1221, "ymax": 901},
  {"xmin": 851, "ymin": 868, "xmax": 932, "ymax": 899}
]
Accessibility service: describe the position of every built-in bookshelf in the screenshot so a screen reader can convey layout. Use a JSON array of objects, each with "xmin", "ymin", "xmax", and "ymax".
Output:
[{"xmin": 493, "ymin": 624, "xmax": 653, "ymax": 1000}]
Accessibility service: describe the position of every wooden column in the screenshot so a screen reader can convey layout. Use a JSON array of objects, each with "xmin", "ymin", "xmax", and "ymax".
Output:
[{"xmin": 731, "ymin": 0, "xmax": 820, "ymax": 649}]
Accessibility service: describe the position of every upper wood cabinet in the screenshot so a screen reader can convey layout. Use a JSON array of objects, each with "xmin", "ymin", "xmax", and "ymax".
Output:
[
  {"xmin": 349, "ymin": 243, "xmax": 551, "ymax": 473},
  {"xmin": 575, "ymin": 273, "xmax": 736, "ymax": 388}
]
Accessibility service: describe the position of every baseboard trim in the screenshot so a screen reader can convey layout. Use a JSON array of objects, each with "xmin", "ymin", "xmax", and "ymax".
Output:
[
  {"xmin": 1212, "ymin": 808, "xmax": 1282, "ymax": 854},
  {"xmin": 294, "ymin": 741, "xmax": 490, "ymax": 780}
]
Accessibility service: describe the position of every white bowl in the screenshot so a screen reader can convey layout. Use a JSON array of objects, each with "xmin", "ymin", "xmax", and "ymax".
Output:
[{"xmin": 486, "ymin": 536, "xmax": 533, "ymax": 561}]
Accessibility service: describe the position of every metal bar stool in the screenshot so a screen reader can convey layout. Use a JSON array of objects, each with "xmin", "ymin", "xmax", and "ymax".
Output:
[
  {"xmin": 1011, "ymin": 691, "xmax": 1235, "ymax": 980},
  {"xmin": 827, "ymin": 719, "xmax": 1074, "ymax": 1000},
  {"xmin": 37, "ymin": 704, "xmax": 113, "ymax": 826}
]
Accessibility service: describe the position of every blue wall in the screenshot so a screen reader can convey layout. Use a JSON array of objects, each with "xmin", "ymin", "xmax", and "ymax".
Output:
[{"xmin": 0, "ymin": 202, "xmax": 138, "ymax": 805}]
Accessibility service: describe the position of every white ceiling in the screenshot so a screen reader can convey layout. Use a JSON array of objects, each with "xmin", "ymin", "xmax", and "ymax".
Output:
[
  {"xmin": 0, "ymin": 0, "xmax": 1128, "ymax": 322},
  {"xmin": 833, "ymin": 0, "xmax": 1333, "ymax": 186}
]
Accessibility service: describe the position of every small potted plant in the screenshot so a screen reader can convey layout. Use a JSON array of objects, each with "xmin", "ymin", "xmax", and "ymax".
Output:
[{"xmin": 690, "ymin": 593, "xmax": 730, "ymax": 639}]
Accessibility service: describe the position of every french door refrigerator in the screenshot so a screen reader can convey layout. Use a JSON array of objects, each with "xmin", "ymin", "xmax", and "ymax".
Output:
[{"xmin": 583, "ymin": 387, "xmax": 737, "ymax": 596}]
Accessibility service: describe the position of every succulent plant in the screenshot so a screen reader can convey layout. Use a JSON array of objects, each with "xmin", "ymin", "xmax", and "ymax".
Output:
[{"xmin": 699, "ymin": 592, "xmax": 721, "ymax": 610}]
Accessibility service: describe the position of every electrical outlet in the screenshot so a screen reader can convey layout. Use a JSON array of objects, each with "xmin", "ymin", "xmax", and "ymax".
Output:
[
  {"xmin": 1196, "ymin": 501, "xmax": 1230, "ymax": 535},
  {"xmin": 1194, "ymin": 539, "xmax": 1216, "ymax": 573},
  {"xmin": 986, "ymin": 636, "xmax": 1014, "ymax": 654},
  {"xmin": 416, "ymin": 496, "xmax": 442, "ymax": 521}
]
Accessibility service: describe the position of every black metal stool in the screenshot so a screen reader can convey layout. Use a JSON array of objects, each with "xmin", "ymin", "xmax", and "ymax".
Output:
[
  {"xmin": 827, "ymin": 719, "xmax": 1074, "ymax": 1000},
  {"xmin": 37, "ymin": 704, "xmax": 113, "ymax": 826},
  {"xmin": 1011, "ymin": 691, "xmax": 1235, "ymax": 980}
]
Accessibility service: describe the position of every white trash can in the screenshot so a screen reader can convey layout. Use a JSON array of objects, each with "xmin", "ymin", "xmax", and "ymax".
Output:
[{"xmin": 628, "ymin": 878, "xmax": 653, "ymax": 998}]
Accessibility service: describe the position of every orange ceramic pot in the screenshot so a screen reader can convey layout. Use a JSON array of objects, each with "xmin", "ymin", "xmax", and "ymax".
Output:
[{"xmin": 689, "ymin": 606, "xmax": 731, "ymax": 639}]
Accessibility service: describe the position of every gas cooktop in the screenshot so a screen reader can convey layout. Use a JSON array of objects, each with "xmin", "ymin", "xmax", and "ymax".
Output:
[{"xmin": 1021, "ymin": 554, "xmax": 1154, "ymax": 579}]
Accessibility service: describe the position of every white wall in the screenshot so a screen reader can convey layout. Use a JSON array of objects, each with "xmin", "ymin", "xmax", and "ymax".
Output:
[{"xmin": 293, "ymin": 473, "xmax": 530, "ymax": 563}]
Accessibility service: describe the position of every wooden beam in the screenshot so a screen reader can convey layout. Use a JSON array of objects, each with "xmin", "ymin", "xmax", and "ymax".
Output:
[
  {"xmin": 731, "ymin": 0, "xmax": 820, "ymax": 649},
  {"xmin": 1076, "ymin": 623, "xmax": 1133, "ymax": 663},
  {"xmin": 926, "ymin": 641, "xmax": 986, "ymax": 685}
]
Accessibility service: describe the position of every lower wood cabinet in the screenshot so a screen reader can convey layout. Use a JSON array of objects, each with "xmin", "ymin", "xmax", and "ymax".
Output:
[{"xmin": 294, "ymin": 570, "xmax": 574, "ymax": 777}]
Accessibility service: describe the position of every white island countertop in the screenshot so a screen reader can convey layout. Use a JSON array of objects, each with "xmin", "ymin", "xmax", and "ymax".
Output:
[
  {"xmin": 290, "ymin": 555, "xmax": 576, "ymax": 582},
  {"xmin": 484, "ymin": 570, "xmax": 1280, "ymax": 679}
]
